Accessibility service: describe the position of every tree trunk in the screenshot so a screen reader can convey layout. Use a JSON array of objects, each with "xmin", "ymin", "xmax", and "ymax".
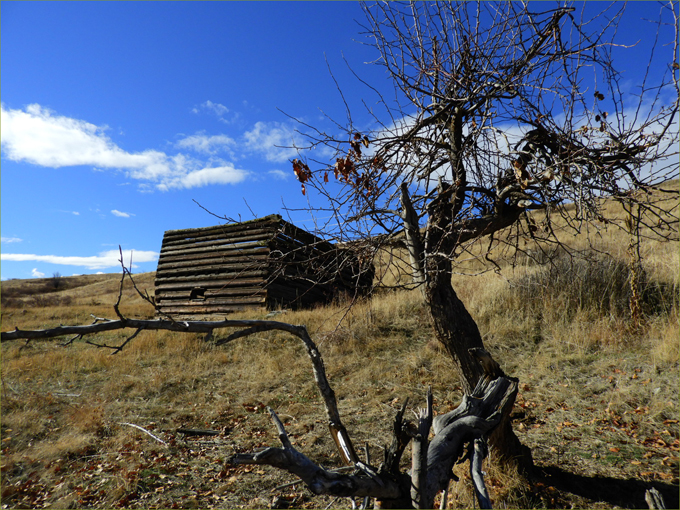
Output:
[
  {"xmin": 424, "ymin": 257, "xmax": 484, "ymax": 394},
  {"xmin": 424, "ymin": 252, "xmax": 533, "ymax": 474}
]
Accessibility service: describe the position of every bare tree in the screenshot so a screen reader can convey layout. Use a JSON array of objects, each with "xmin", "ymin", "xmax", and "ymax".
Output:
[
  {"xmin": 285, "ymin": 1, "xmax": 679, "ymax": 468},
  {"xmin": 51, "ymin": 271, "xmax": 63, "ymax": 290},
  {"xmin": 2, "ymin": 3, "xmax": 678, "ymax": 507}
]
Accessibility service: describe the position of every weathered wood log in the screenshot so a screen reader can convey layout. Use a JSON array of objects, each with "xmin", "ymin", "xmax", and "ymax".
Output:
[
  {"xmin": 156, "ymin": 253, "xmax": 269, "ymax": 270},
  {"xmin": 156, "ymin": 303, "xmax": 265, "ymax": 315},
  {"xmin": 160, "ymin": 214, "xmax": 281, "ymax": 239},
  {"xmin": 158, "ymin": 296, "xmax": 268, "ymax": 307},
  {"xmin": 157, "ymin": 287, "xmax": 266, "ymax": 300},
  {"xmin": 158, "ymin": 242, "xmax": 270, "ymax": 260},
  {"xmin": 645, "ymin": 487, "xmax": 666, "ymax": 509},
  {"xmin": 163, "ymin": 221, "xmax": 279, "ymax": 240},
  {"xmin": 154, "ymin": 277, "xmax": 266, "ymax": 291},
  {"xmin": 153, "ymin": 270, "xmax": 269, "ymax": 285},
  {"xmin": 156, "ymin": 261, "xmax": 270, "ymax": 277},
  {"xmin": 161, "ymin": 232, "xmax": 273, "ymax": 252},
  {"xmin": 159, "ymin": 242, "xmax": 269, "ymax": 257}
]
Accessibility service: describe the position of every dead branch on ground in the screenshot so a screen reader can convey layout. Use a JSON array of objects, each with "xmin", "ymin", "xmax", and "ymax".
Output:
[{"xmin": 1, "ymin": 248, "xmax": 516, "ymax": 508}]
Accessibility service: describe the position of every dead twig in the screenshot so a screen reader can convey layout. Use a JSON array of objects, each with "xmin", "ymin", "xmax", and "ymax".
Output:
[
  {"xmin": 118, "ymin": 422, "xmax": 168, "ymax": 447},
  {"xmin": 85, "ymin": 328, "xmax": 142, "ymax": 354}
]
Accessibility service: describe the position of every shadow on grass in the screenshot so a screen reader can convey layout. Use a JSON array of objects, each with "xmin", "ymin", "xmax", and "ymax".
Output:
[{"xmin": 539, "ymin": 465, "xmax": 679, "ymax": 509}]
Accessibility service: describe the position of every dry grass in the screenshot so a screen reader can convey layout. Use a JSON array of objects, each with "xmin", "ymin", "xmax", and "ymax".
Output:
[{"xmin": 1, "ymin": 188, "xmax": 678, "ymax": 509}]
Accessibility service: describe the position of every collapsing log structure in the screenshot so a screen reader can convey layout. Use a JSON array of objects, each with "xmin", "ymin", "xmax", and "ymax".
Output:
[{"xmin": 154, "ymin": 215, "xmax": 374, "ymax": 319}]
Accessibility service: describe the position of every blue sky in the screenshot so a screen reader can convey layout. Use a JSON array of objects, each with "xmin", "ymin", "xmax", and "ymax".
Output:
[{"xmin": 1, "ymin": 2, "xmax": 676, "ymax": 280}]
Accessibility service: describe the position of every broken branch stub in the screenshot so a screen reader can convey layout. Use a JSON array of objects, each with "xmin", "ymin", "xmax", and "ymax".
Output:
[
  {"xmin": 230, "ymin": 345, "xmax": 516, "ymax": 509},
  {"xmin": 228, "ymin": 408, "xmax": 402, "ymax": 500}
]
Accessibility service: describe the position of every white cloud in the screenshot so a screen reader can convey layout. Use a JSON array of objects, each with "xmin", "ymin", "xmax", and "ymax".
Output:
[
  {"xmin": 192, "ymin": 100, "xmax": 237, "ymax": 123},
  {"xmin": 268, "ymin": 169, "xmax": 289, "ymax": 180},
  {"xmin": 31, "ymin": 268, "xmax": 45, "ymax": 278},
  {"xmin": 1, "ymin": 104, "xmax": 169, "ymax": 172},
  {"xmin": 1, "ymin": 237, "xmax": 22, "ymax": 243},
  {"xmin": 175, "ymin": 132, "xmax": 236, "ymax": 155},
  {"xmin": 111, "ymin": 209, "xmax": 134, "ymax": 218},
  {"xmin": 201, "ymin": 100, "xmax": 229, "ymax": 116},
  {"xmin": 243, "ymin": 121, "xmax": 300, "ymax": 163},
  {"xmin": 0, "ymin": 104, "xmax": 251, "ymax": 191},
  {"xmin": 2, "ymin": 249, "xmax": 159, "ymax": 270},
  {"xmin": 158, "ymin": 165, "xmax": 249, "ymax": 191}
]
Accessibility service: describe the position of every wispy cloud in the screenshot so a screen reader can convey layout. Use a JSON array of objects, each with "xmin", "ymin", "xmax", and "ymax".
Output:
[
  {"xmin": 268, "ymin": 169, "xmax": 290, "ymax": 180},
  {"xmin": 243, "ymin": 121, "xmax": 300, "ymax": 163},
  {"xmin": 191, "ymin": 100, "xmax": 237, "ymax": 124},
  {"xmin": 175, "ymin": 132, "xmax": 236, "ymax": 155},
  {"xmin": 111, "ymin": 209, "xmax": 134, "ymax": 218},
  {"xmin": 2, "ymin": 249, "xmax": 159, "ymax": 270},
  {"xmin": 1, "ymin": 237, "xmax": 23, "ymax": 243},
  {"xmin": 31, "ymin": 268, "xmax": 45, "ymax": 278},
  {"xmin": 192, "ymin": 100, "xmax": 229, "ymax": 116},
  {"xmin": 0, "ymin": 104, "xmax": 250, "ymax": 191}
]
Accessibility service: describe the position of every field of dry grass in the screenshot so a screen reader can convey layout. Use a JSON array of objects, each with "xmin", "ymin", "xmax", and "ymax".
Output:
[{"xmin": 2, "ymin": 188, "xmax": 678, "ymax": 509}]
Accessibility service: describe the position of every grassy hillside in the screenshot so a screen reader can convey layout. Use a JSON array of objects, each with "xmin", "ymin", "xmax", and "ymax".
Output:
[{"xmin": 1, "ymin": 188, "xmax": 678, "ymax": 509}]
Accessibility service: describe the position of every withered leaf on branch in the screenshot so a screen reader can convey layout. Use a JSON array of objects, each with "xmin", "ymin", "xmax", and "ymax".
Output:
[
  {"xmin": 370, "ymin": 155, "xmax": 384, "ymax": 170},
  {"xmin": 292, "ymin": 159, "xmax": 312, "ymax": 183},
  {"xmin": 334, "ymin": 156, "xmax": 356, "ymax": 182},
  {"xmin": 350, "ymin": 140, "xmax": 362, "ymax": 156}
]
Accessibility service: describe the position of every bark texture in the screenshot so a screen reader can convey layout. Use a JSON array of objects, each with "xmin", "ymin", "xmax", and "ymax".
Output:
[{"xmin": 424, "ymin": 249, "xmax": 533, "ymax": 473}]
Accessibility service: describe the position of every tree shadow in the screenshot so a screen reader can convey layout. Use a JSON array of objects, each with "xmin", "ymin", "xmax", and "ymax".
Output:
[{"xmin": 539, "ymin": 465, "xmax": 679, "ymax": 509}]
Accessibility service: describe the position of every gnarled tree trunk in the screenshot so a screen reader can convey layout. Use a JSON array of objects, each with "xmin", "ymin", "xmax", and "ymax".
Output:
[{"xmin": 423, "ymin": 227, "xmax": 532, "ymax": 473}]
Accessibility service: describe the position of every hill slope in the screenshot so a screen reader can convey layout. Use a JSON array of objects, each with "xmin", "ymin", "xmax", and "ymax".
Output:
[{"xmin": 1, "ymin": 189, "xmax": 678, "ymax": 509}]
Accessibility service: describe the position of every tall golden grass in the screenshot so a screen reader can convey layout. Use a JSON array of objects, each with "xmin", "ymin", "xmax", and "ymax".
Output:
[{"xmin": 1, "ymin": 185, "xmax": 677, "ymax": 508}]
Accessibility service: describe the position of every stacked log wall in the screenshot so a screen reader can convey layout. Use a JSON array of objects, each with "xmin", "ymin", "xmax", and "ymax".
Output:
[{"xmin": 154, "ymin": 215, "xmax": 373, "ymax": 319}]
